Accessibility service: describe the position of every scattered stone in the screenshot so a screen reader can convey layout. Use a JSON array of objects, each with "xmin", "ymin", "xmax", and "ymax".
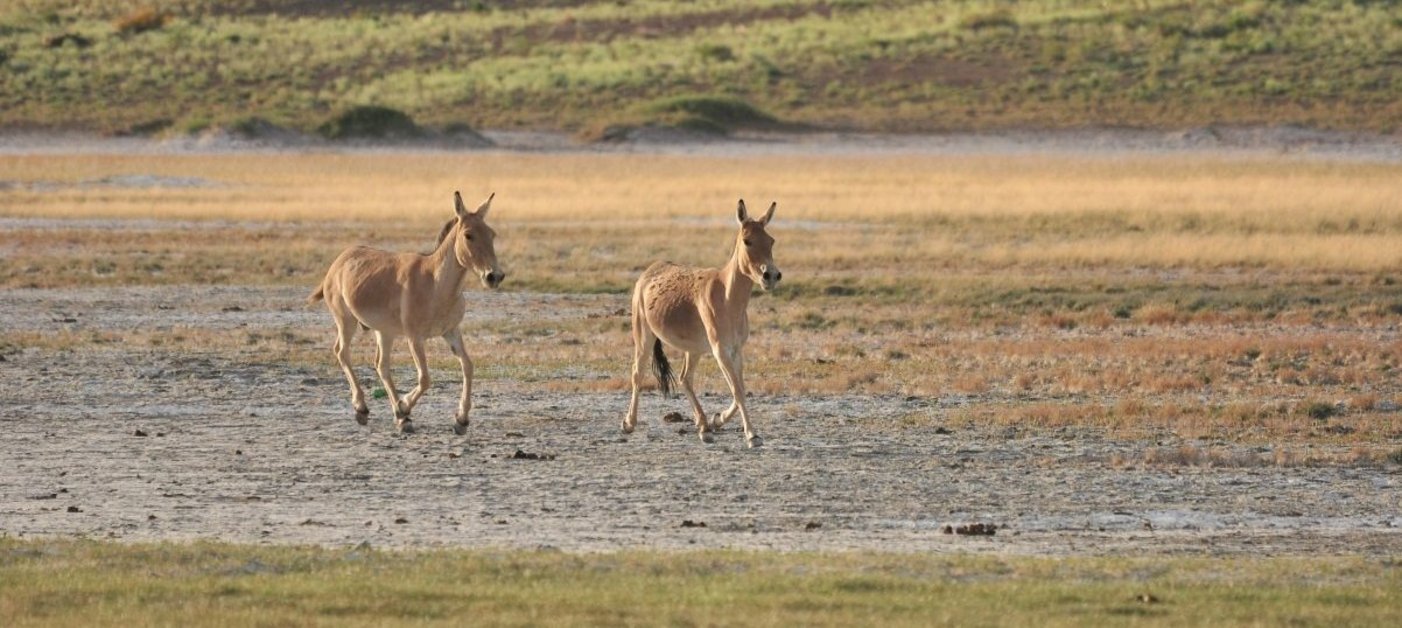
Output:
[
  {"xmin": 510, "ymin": 449, "xmax": 555, "ymax": 461},
  {"xmin": 221, "ymin": 305, "xmax": 244, "ymax": 312},
  {"xmin": 504, "ymin": 431, "xmax": 525, "ymax": 438},
  {"xmin": 133, "ymin": 429, "xmax": 148, "ymax": 437},
  {"xmin": 680, "ymin": 520, "xmax": 707, "ymax": 528},
  {"xmin": 148, "ymin": 514, "xmax": 158, "ymax": 521},
  {"xmin": 66, "ymin": 506, "xmax": 82, "ymax": 513},
  {"xmin": 943, "ymin": 522, "xmax": 997, "ymax": 536},
  {"xmin": 394, "ymin": 517, "xmax": 409, "ymax": 524},
  {"xmin": 662, "ymin": 412, "xmax": 687, "ymax": 423},
  {"xmin": 804, "ymin": 522, "xmax": 823, "ymax": 530},
  {"xmin": 934, "ymin": 427, "xmax": 953, "ymax": 435},
  {"xmin": 29, "ymin": 493, "xmax": 57, "ymax": 500}
]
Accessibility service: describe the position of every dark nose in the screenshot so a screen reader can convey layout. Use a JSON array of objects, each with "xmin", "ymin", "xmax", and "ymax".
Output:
[
  {"xmin": 775, "ymin": 271, "xmax": 783, "ymax": 282},
  {"xmin": 486, "ymin": 271, "xmax": 504, "ymax": 286}
]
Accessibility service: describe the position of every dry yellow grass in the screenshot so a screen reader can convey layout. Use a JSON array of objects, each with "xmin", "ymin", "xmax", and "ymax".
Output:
[{"xmin": 3, "ymin": 152, "xmax": 1400, "ymax": 271}]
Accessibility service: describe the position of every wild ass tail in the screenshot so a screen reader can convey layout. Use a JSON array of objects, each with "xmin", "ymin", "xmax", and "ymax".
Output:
[
  {"xmin": 307, "ymin": 284, "xmax": 325, "ymax": 304},
  {"xmin": 652, "ymin": 339, "xmax": 676, "ymax": 397}
]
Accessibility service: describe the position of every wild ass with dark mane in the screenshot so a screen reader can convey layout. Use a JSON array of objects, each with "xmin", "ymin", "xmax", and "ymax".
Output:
[
  {"xmin": 310, "ymin": 191, "xmax": 503, "ymax": 434},
  {"xmin": 623, "ymin": 199, "xmax": 781, "ymax": 448}
]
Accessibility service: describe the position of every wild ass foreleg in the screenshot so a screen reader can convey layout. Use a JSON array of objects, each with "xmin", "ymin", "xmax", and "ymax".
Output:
[
  {"xmin": 332, "ymin": 321, "xmax": 369, "ymax": 424},
  {"xmin": 712, "ymin": 343, "xmax": 760, "ymax": 448},
  {"xmin": 711, "ymin": 401, "xmax": 739, "ymax": 431},
  {"xmin": 402, "ymin": 336, "xmax": 432, "ymax": 415},
  {"xmin": 679, "ymin": 351, "xmax": 714, "ymax": 443},
  {"xmin": 372, "ymin": 331, "xmax": 413, "ymax": 433},
  {"xmin": 445, "ymin": 329, "xmax": 473, "ymax": 435}
]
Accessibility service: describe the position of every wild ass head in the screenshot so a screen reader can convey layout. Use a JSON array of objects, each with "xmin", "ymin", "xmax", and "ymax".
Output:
[
  {"xmin": 735, "ymin": 199, "xmax": 780, "ymax": 291},
  {"xmin": 450, "ymin": 191, "xmax": 504, "ymax": 289}
]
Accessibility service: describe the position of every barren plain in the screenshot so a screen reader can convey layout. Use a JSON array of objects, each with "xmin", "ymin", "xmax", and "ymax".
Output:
[{"xmin": 1, "ymin": 132, "xmax": 1400, "ymax": 557}]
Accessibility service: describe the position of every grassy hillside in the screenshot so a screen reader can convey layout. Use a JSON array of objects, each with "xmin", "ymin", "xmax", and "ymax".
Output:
[{"xmin": 0, "ymin": 0, "xmax": 1399, "ymax": 135}]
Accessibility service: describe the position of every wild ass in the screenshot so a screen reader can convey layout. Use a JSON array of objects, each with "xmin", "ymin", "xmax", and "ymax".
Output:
[
  {"xmin": 309, "ymin": 191, "xmax": 504, "ymax": 434},
  {"xmin": 623, "ymin": 199, "xmax": 782, "ymax": 448}
]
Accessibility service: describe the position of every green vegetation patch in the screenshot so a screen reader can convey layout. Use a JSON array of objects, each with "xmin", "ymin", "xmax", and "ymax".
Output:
[
  {"xmin": 316, "ymin": 105, "xmax": 424, "ymax": 141},
  {"xmin": 1, "ymin": 539, "xmax": 1399, "ymax": 627}
]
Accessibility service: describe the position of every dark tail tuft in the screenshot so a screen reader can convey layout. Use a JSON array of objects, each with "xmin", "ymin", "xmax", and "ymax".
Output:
[{"xmin": 652, "ymin": 339, "xmax": 675, "ymax": 396}]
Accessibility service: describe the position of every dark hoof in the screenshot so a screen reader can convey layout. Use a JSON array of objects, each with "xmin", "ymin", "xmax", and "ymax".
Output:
[
  {"xmin": 453, "ymin": 421, "xmax": 469, "ymax": 436},
  {"xmin": 700, "ymin": 431, "xmax": 715, "ymax": 444},
  {"xmin": 621, "ymin": 421, "xmax": 634, "ymax": 434},
  {"xmin": 354, "ymin": 410, "xmax": 370, "ymax": 426},
  {"xmin": 747, "ymin": 435, "xmax": 764, "ymax": 449},
  {"xmin": 397, "ymin": 420, "xmax": 415, "ymax": 434}
]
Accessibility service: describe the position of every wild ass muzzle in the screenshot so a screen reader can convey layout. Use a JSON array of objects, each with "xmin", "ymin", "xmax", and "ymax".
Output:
[
  {"xmin": 309, "ymin": 191, "xmax": 504, "ymax": 434},
  {"xmin": 623, "ymin": 199, "xmax": 781, "ymax": 448}
]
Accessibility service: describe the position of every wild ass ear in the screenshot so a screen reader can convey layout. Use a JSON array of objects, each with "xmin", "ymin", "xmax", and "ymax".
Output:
[
  {"xmin": 475, "ymin": 192, "xmax": 495, "ymax": 218},
  {"xmin": 454, "ymin": 191, "xmax": 469, "ymax": 218},
  {"xmin": 760, "ymin": 201, "xmax": 776, "ymax": 226},
  {"xmin": 736, "ymin": 199, "xmax": 749, "ymax": 224}
]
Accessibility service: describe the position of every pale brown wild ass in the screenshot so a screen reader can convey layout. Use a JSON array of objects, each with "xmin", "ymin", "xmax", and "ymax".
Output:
[
  {"xmin": 309, "ymin": 191, "xmax": 504, "ymax": 434},
  {"xmin": 623, "ymin": 199, "xmax": 781, "ymax": 448}
]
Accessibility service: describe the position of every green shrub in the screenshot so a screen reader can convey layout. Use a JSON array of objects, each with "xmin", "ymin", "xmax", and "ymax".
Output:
[
  {"xmin": 960, "ymin": 9, "xmax": 1017, "ymax": 31},
  {"xmin": 642, "ymin": 94, "xmax": 778, "ymax": 132},
  {"xmin": 1304, "ymin": 401, "xmax": 1337, "ymax": 421},
  {"xmin": 696, "ymin": 43, "xmax": 735, "ymax": 62},
  {"xmin": 316, "ymin": 105, "xmax": 423, "ymax": 140}
]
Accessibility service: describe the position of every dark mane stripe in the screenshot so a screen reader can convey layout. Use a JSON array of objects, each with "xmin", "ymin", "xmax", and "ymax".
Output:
[{"xmin": 433, "ymin": 217, "xmax": 458, "ymax": 251}]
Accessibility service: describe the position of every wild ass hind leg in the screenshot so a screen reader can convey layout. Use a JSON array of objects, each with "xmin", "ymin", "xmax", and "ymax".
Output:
[
  {"xmin": 712, "ymin": 343, "xmax": 761, "ymax": 448},
  {"xmin": 332, "ymin": 317, "xmax": 370, "ymax": 425},
  {"xmin": 372, "ymin": 331, "xmax": 413, "ymax": 433},
  {"xmin": 444, "ymin": 329, "xmax": 474, "ymax": 435},
  {"xmin": 679, "ymin": 352, "xmax": 714, "ymax": 443},
  {"xmin": 622, "ymin": 318, "xmax": 656, "ymax": 435}
]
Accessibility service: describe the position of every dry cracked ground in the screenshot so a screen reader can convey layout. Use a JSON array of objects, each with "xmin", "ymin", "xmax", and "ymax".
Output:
[{"xmin": 2, "ymin": 284, "xmax": 1399, "ymax": 556}]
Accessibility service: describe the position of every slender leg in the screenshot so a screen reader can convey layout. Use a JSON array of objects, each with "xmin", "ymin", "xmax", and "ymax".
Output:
[
  {"xmin": 712, "ymin": 401, "xmax": 740, "ymax": 431},
  {"xmin": 402, "ymin": 336, "xmax": 431, "ymax": 413},
  {"xmin": 623, "ymin": 317, "xmax": 654, "ymax": 435},
  {"xmin": 372, "ymin": 331, "xmax": 412, "ymax": 433},
  {"xmin": 712, "ymin": 342, "xmax": 760, "ymax": 448},
  {"xmin": 678, "ymin": 352, "xmax": 712, "ymax": 443},
  {"xmin": 444, "ymin": 329, "xmax": 474, "ymax": 435},
  {"xmin": 332, "ymin": 316, "xmax": 369, "ymax": 425}
]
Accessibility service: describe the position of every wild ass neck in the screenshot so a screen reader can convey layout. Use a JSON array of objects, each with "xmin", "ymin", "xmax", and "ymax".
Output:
[
  {"xmin": 429, "ymin": 226, "xmax": 471, "ymax": 294},
  {"xmin": 720, "ymin": 251, "xmax": 755, "ymax": 306}
]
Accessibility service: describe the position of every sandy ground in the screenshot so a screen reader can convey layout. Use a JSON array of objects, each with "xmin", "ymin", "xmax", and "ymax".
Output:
[{"xmin": 2, "ymin": 284, "xmax": 1399, "ymax": 555}]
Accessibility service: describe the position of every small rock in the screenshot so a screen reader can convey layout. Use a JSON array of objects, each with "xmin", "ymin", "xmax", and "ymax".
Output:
[
  {"xmin": 504, "ymin": 431, "xmax": 525, "ymax": 438},
  {"xmin": 148, "ymin": 514, "xmax": 158, "ymax": 521},
  {"xmin": 680, "ymin": 520, "xmax": 707, "ymax": 528},
  {"xmin": 944, "ymin": 522, "xmax": 997, "ymax": 536},
  {"xmin": 66, "ymin": 506, "xmax": 82, "ymax": 513},
  {"xmin": 133, "ymin": 429, "xmax": 148, "ymax": 437},
  {"xmin": 662, "ymin": 412, "xmax": 687, "ymax": 423},
  {"xmin": 510, "ymin": 449, "xmax": 555, "ymax": 461},
  {"xmin": 934, "ymin": 427, "xmax": 953, "ymax": 435},
  {"xmin": 804, "ymin": 522, "xmax": 823, "ymax": 530},
  {"xmin": 394, "ymin": 517, "xmax": 409, "ymax": 524}
]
